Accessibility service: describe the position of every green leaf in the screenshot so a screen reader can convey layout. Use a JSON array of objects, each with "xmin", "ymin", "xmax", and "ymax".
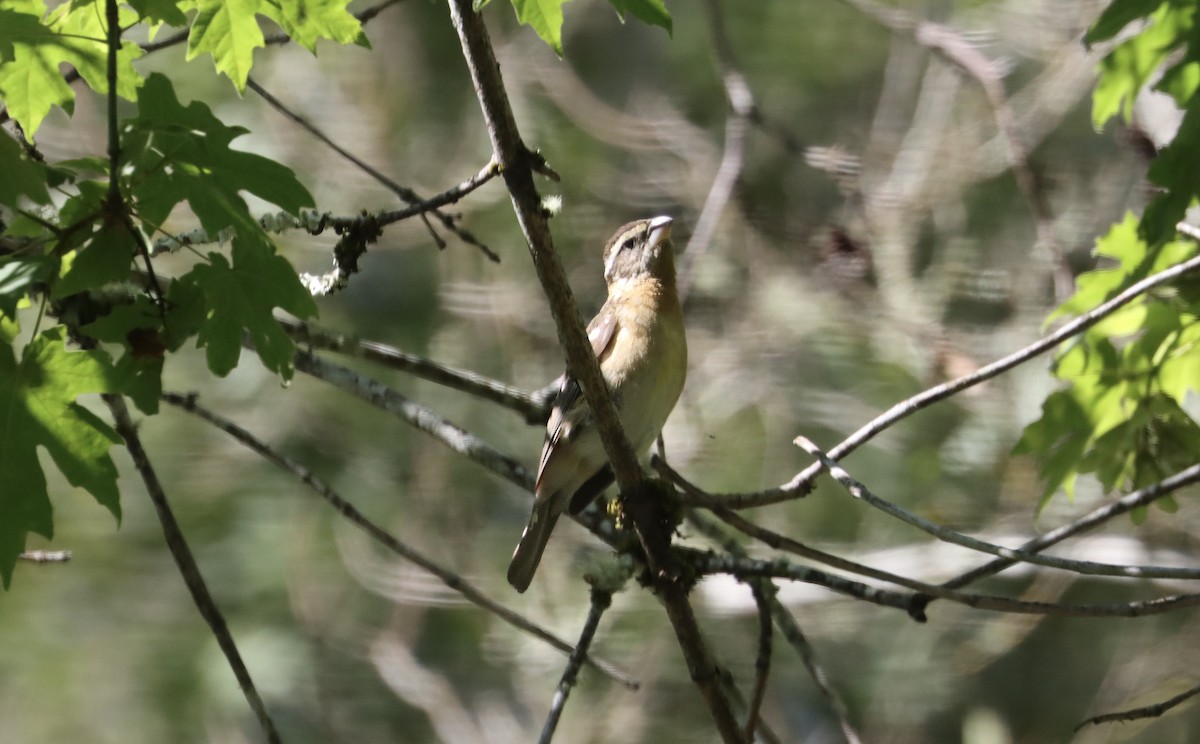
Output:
[
  {"xmin": 1086, "ymin": 0, "xmax": 1166, "ymax": 45},
  {"xmin": 126, "ymin": 73, "xmax": 314, "ymax": 237},
  {"xmin": 185, "ymin": 237, "xmax": 317, "ymax": 379},
  {"xmin": 1091, "ymin": 4, "xmax": 1191, "ymax": 129},
  {"xmin": 0, "ymin": 0, "xmax": 143, "ymax": 138},
  {"xmin": 0, "ymin": 255, "xmax": 55, "ymax": 318},
  {"xmin": 1050, "ymin": 214, "xmax": 1147, "ymax": 324},
  {"xmin": 1159, "ymin": 320, "xmax": 1200, "ymax": 407},
  {"xmin": 186, "ymin": 0, "xmax": 266, "ymax": 90},
  {"xmin": 510, "ymin": 0, "xmax": 568, "ymax": 55},
  {"xmin": 0, "ymin": 132, "xmax": 51, "ymax": 205},
  {"xmin": 53, "ymin": 221, "xmax": 136, "ymax": 299},
  {"xmin": 1144, "ymin": 104, "xmax": 1200, "ymax": 243},
  {"xmin": 607, "ymin": 0, "xmax": 672, "ymax": 35},
  {"xmin": 48, "ymin": 0, "xmax": 145, "ymax": 101},
  {"xmin": 1014, "ymin": 391, "xmax": 1090, "ymax": 509},
  {"xmin": 127, "ymin": 0, "xmax": 189, "ymax": 26},
  {"xmin": 259, "ymin": 0, "xmax": 369, "ymax": 52},
  {"xmin": 0, "ymin": 322, "xmax": 122, "ymax": 588}
]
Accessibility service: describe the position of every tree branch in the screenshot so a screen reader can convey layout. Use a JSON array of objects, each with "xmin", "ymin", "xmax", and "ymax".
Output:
[
  {"xmin": 289, "ymin": 348, "xmax": 533, "ymax": 489},
  {"xmin": 446, "ymin": 2, "xmax": 743, "ymax": 739},
  {"xmin": 1076, "ymin": 679, "xmax": 1200, "ymax": 730},
  {"xmin": 104, "ymin": 395, "xmax": 283, "ymax": 744},
  {"xmin": 246, "ymin": 77, "xmax": 497, "ymax": 261},
  {"xmin": 279, "ymin": 317, "xmax": 548, "ymax": 423},
  {"xmin": 539, "ymin": 588, "xmax": 614, "ymax": 744},
  {"xmin": 702, "ymin": 249, "xmax": 1200, "ymax": 508},
  {"xmin": 160, "ymin": 392, "xmax": 639, "ymax": 690},
  {"xmin": 794, "ymin": 437, "xmax": 1200, "ymax": 581}
]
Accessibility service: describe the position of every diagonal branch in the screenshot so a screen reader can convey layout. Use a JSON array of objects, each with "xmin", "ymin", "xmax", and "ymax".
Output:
[
  {"xmin": 279, "ymin": 317, "xmax": 549, "ymax": 422},
  {"xmin": 445, "ymin": 2, "xmax": 743, "ymax": 740},
  {"xmin": 1076, "ymin": 679, "xmax": 1200, "ymax": 730},
  {"xmin": 539, "ymin": 588, "xmax": 614, "ymax": 744},
  {"xmin": 794, "ymin": 438, "xmax": 1200, "ymax": 581},
  {"xmin": 943, "ymin": 463, "xmax": 1200, "ymax": 590},
  {"xmin": 289, "ymin": 348, "xmax": 533, "ymax": 489},
  {"xmin": 703, "ymin": 248, "xmax": 1200, "ymax": 508},
  {"xmin": 104, "ymin": 394, "xmax": 283, "ymax": 744},
  {"xmin": 160, "ymin": 392, "xmax": 639, "ymax": 690},
  {"xmin": 246, "ymin": 77, "xmax": 498, "ymax": 261}
]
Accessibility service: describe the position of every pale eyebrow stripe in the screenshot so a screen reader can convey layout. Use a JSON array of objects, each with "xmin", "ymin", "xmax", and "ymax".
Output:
[{"xmin": 604, "ymin": 226, "xmax": 641, "ymax": 280}]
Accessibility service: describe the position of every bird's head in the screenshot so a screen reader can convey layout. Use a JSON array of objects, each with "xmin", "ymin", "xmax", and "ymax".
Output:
[{"xmin": 601, "ymin": 215, "xmax": 676, "ymax": 287}]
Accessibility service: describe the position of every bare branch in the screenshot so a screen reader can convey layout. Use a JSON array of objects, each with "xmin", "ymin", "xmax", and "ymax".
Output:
[
  {"xmin": 1076, "ymin": 680, "xmax": 1200, "ymax": 730},
  {"xmin": 711, "ymin": 552, "xmax": 1200, "ymax": 618},
  {"xmin": 704, "ymin": 249, "xmax": 1200, "ymax": 508},
  {"xmin": 290, "ymin": 348, "xmax": 533, "ymax": 489},
  {"xmin": 246, "ymin": 77, "xmax": 498, "ymax": 261},
  {"xmin": 160, "ymin": 392, "xmax": 639, "ymax": 690},
  {"xmin": 944, "ymin": 463, "xmax": 1200, "ymax": 590},
  {"xmin": 278, "ymin": 317, "xmax": 548, "ymax": 423},
  {"xmin": 685, "ymin": 512, "xmax": 864, "ymax": 741},
  {"xmin": 744, "ymin": 583, "xmax": 772, "ymax": 743},
  {"xmin": 539, "ymin": 588, "xmax": 614, "ymax": 744},
  {"xmin": 795, "ymin": 438, "xmax": 1200, "ymax": 581},
  {"xmin": 104, "ymin": 395, "xmax": 283, "ymax": 744}
]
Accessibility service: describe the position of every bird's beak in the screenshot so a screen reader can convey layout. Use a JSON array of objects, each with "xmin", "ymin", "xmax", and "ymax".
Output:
[{"xmin": 647, "ymin": 215, "xmax": 673, "ymax": 251}]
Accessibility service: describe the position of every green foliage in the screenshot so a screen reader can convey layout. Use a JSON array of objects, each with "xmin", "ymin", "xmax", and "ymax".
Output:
[
  {"xmin": 480, "ymin": 0, "xmax": 672, "ymax": 55},
  {"xmin": 0, "ymin": 322, "xmax": 123, "ymax": 588},
  {"xmin": 1015, "ymin": 2, "xmax": 1200, "ymax": 512},
  {"xmin": 0, "ymin": 0, "xmax": 144, "ymax": 139},
  {"xmin": 181, "ymin": 0, "xmax": 366, "ymax": 88},
  {"xmin": 1016, "ymin": 213, "xmax": 1200, "ymax": 511},
  {"xmin": 0, "ymin": 0, "xmax": 342, "ymax": 588}
]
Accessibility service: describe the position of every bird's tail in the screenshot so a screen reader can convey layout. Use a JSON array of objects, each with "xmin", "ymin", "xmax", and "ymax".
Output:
[{"xmin": 507, "ymin": 501, "xmax": 561, "ymax": 593}]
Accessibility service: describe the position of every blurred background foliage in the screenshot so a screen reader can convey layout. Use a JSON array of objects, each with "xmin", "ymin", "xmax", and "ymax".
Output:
[{"xmin": 4, "ymin": 0, "xmax": 1200, "ymax": 742}]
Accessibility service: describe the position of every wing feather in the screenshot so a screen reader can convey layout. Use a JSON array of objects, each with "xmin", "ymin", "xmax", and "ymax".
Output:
[{"xmin": 535, "ymin": 305, "xmax": 619, "ymax": 488}]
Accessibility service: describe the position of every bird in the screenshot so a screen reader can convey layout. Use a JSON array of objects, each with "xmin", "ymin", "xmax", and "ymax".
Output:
[{"xmin": 507, "ymin": 215, "xmax": 688, "ymax": 592}]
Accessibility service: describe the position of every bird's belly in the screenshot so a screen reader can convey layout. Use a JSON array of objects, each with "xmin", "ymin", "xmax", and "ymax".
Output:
[{"xmin": 612, "ymin": 325, "xmax": 687, "ymax": 454}]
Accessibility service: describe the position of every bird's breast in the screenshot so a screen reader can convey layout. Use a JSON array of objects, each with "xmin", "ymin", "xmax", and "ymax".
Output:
[{"xmin": 600, "ymin": 283, "xmax": 687, "ymax": 453}]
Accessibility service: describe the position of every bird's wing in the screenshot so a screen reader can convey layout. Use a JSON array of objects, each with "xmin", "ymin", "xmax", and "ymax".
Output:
[{"xmin": 536, "ymin": 306, "xmax": 619, "ymax": 488}]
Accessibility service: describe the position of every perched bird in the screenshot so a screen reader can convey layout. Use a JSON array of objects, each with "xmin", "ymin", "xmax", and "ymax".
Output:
[{"xmin": 507, "ymin": 216, "xmax": 688, "ymax": 592}]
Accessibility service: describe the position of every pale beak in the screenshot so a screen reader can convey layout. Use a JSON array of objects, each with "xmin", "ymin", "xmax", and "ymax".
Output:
[{"xmin": 647, "ymin": 215, "xmax": 673, "ymax": 251}]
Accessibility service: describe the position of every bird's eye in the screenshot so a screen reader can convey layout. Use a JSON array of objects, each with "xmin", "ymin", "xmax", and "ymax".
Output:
[{"xmin": 621, "ymin": 237, "xmax": 636, "ymax": 251}]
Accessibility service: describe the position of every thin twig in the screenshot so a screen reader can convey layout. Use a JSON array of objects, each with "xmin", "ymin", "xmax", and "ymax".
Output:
[
  {"xmin": 539, "ymin": 588, "xmax": 614, "ymax": 744},
  {"xmin": 679, "ymin": 0, "xmax": 752, "ymax": 296},
  {"xmin": 701, "ymin": 551, "xmax": 1200, "ymax": 618},
  {"xmin": 246, "ymin": 78, "xmax": 498, "ymax": 261},
  {"xmin": 745, "ymin": 583, "xmax": 773, "ymax": 742},
  {"xmin": 766, "ymin": 598, "xmax": 863, "ymax": 744},
  {"xmin": 685, "ymin": 511, "xmax": 863, "ymax": 742},
  {"xmin": 1076, "ymin": 679, "xmax": 1200, "ymax": 730},
  {"xmin": 279, "ymin": 318, "xmax": 548, "ymax": 422},
  {"xmin": 160, "ymin": 392, "xmax": 639, "ymax": 690},
  {"xmin": 290, "ymin": 349, "xmax": 533, "ymax": 489},
  {"xmin": 795, "ymin": 437, "xmax": 1200, "ymax": 581},
  {"xmin": 943, "ymin": 463, "xmax": 1200, "ymax": 590},
  {"xmin": 704, "ymin": 249, "xmax": 1200, "ymax": 508},
  {"xmin": 104, "ymin": 395, "xmax": 282, "ymax": 744}
]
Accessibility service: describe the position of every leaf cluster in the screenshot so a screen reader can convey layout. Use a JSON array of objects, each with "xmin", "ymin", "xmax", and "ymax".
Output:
[
  {"xmin": 0, "ymin": 0, "xmax": 674, "ymax": 590},
  {"xmin": 1017, "ymin": 2, "xmax": 1200, "ymax": 514}
]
